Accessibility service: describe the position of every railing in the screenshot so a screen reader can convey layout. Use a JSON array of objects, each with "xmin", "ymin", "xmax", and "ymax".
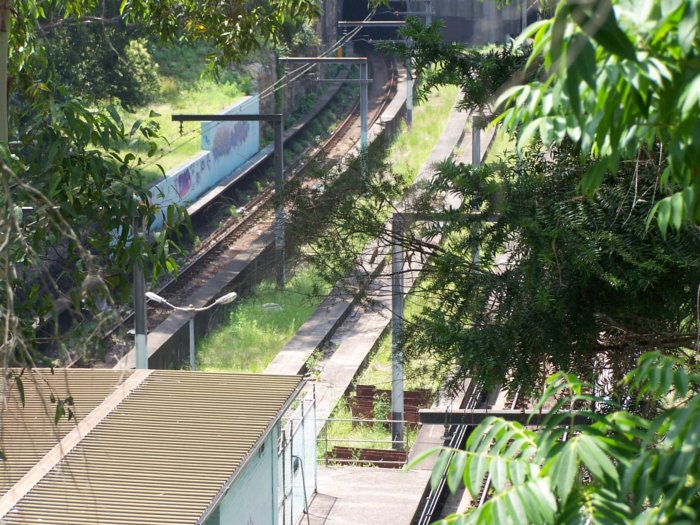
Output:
[{"xmin": 318, "ymin": 417, "xmax": 414, "ymax": 468}]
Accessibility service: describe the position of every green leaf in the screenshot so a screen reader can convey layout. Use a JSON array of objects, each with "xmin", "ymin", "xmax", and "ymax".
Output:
[
  {"xmin": 578, "ymin": 433, "xmax": 619, "ymax": 483},
  {"xmin": 578, "ymin": 0, "xmax": 637, "ymax": 62},
  {"xmin": 548, "ymin": 441, "xmax": 578, "ymax": 502},
  {"xmin": 490, "ymin": 455, "xmax": 507, "ymax": 491},
  {"xmin": 431, "ymin": 449, "xmax": 452, "ymax": 491},
  {"xmin": 447, "ymin": 451, "xmax": 467, "ymax": 493},
  {"xmin": 468, "ymin": 452, "xmax": 488, "ymax": 496}
]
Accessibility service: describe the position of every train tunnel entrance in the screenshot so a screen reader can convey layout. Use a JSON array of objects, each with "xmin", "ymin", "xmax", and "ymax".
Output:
[{"xmin": 341, "ymin": 0, "xmax": 405, "ymax": 43}]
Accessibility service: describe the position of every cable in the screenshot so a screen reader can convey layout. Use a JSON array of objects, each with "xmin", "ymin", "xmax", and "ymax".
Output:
[{"xmin": 139, "ymin": 8, "xmax": 379, "ymax": 171}]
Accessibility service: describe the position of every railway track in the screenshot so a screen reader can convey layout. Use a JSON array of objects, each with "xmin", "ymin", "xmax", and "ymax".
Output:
[{"xmin": 100, "ymin": 47, "xmax": 399, "ymax": 359}]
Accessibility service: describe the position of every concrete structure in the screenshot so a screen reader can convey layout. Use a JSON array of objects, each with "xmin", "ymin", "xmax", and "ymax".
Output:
[
  {"xmin": 0, "ymin": 368, "xmax": 315, "ymax": 525},
  {"xmin": 340, "ymin": 0, "xmax": 522, "ymax": 43},
  {"xmin": 150, "ymin": 96, "xmax": 260, "ymax": 230},
  {"xmin": 406, "ymin": 0, "xmax": 522, "ymax": 42}
]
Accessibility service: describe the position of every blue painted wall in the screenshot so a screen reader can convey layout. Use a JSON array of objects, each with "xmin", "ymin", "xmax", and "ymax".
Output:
[{"xmin": 149, "ymin": 96, "xmax": 260, "ymax": 229}]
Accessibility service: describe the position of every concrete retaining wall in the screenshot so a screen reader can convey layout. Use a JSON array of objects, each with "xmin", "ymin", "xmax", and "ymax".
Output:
[
  {"xmin": 149, "ymin": 96, "xmax": 260, "ymax": 230},
  {"xmin": 126, "ymin": 74, "xmax": 409, "ymax": 371}
]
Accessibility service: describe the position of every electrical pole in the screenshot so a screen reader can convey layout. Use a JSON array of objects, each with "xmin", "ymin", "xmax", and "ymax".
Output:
[
  {"xmin": 471, "ymin": 116, "xmax": 482, "ymax": 267},
  {"xmin": 406, "ymin": 37, "xmax": 414, "ymax": 128},
  {"xmin": 274, "ymin": 116, "xmax": 285, "ymax": 289},
  {"xmin": 133, "ymin": 213, "xmax": 148, "ymax": 369},
  {"xmin": 391, "ymin": 214, "xmax": 405, "ymax": 450}
]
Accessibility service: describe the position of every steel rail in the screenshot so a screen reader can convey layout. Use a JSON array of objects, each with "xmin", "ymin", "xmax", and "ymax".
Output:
[{"xmin": 97, "ymin": 49, "xmax": 399, "ymax": 358}]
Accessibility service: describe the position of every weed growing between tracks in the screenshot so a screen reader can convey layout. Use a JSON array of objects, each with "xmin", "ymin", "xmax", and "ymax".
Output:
[{"xmin": 197, "ymin": 268, "xmax": 331, "ymax": 372}]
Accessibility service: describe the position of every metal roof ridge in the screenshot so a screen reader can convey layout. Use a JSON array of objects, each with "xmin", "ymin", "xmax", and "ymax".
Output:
[
  {"xmin": 0, "ymin": 369, "xmax": 152, "ymax": 518},
  {"xmin": 196, "ymin": 377, "xmax": 306, "ymax": 525}
]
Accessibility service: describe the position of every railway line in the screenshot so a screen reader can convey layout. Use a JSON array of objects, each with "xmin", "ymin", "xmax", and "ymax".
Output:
[{"xmin": 99, "ymin": 46, "xmax": 400, "ymax": 367}]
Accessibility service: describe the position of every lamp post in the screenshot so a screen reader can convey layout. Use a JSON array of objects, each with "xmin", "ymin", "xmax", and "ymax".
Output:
[{"xmin": 145, "ymin": 291, "xmax": 238, "ymax": 370}]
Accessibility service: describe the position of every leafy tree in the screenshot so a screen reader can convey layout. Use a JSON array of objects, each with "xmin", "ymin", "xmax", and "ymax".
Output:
[
  {"xmin": 44, "ymin": 15, "xmax": 160, "ymax": 110},
  {"xmin": 0, "ymin": 0, "xmax": 320, "ymax": 371},
  {"xmin": 386, "ymin": 18, "xmax": 533, "ymax": 114},
  {"xmin": 495, "ymin": 0, "xmax": 700, "ymax": 233},
  {"xmin": 416, "ymin": 352, "xmax": 700, "ymax": 524},
  {"xmin": 405, "ymin": 144, "xmax": 700, "ymax": 395}
]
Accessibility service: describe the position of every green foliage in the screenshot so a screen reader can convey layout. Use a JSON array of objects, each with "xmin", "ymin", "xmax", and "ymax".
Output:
[
  {"xmin": 197, "ymin": 269, "xmax": 331, "ymax": 373},
  {"xmin": 115, "ymin": 38, "xmax": 160, "ymax": 109},
  {"xmin": 496, "ymin": 0, "xmax": 700, "ymax": 233},
  {"xmin": 406, "ymin": 144, "xmax": 700, "ymax": 394},
  {"xmin": 387, "ymin": 18, "xmax": 532, "ymax": 113},
  {"xmin": 413, "ymin": 352, "xmax": 700, "ymax": 524},
  {"xmin": 1, "ymin": 89, "xmax": 186, "ymax": 366},
  {"xmin": 119, "ymin": 0, "xmax": 320, "ymax": 69},
  {"xmin": 42, "ymin": 6, "xmax": 159, "ymax": 110},
  {"xmin": 289, "ymin": 85, "xmax": 460, "ymax": 283}
]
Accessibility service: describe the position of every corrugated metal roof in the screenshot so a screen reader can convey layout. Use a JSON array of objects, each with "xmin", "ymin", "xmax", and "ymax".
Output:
[
  {"xmin": 0, "ymin": 369, "xmax": 134, "ymax": 497},
  {"xmin": 1, "ymin": 369, "xmax": 302, "ymax": 525}
]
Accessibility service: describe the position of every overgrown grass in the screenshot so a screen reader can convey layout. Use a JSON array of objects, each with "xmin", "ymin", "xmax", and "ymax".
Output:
[
  {"xmin": 118, "ymin": 44, "xmax": 250, "ymax": 183},
  {"xmin": 389, "ymin": 84, "xmax": 460, "ymax": 183},
  {"xmin": 355, "ymin": 289, "xmax": 440, "ymax": 392},
  {"xmin": 484, "ymin": 126, "xmax": 516, "ymax": 164},
  {"xmin": 197, "ymin": 268, "xmax": 332, "ymax": 372},
  {"xmin": 320, "ymin": 399, "xmax": 418, "ymax": 455}
]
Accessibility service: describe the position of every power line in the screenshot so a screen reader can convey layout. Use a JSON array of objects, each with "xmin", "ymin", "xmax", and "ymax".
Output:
[{"xmin": 139, "ymin": 7, "xmax": 378, "ymax": 171}]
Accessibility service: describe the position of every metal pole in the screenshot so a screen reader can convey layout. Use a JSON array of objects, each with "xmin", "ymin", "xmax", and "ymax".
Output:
[
  {"xmin": 290, "ymin": 419, "xmax": 294, "ymax": 525},
  {"xmin": 133, "ymin": 215, "xmax": 148, "ymax": 370},
  {"xmin": 406, "ymin": 38, "xmax": 414, "ymax": 128},
  {"xmin": 471, "ymin": 117, "xmax": 482, "ymax": 267},
  {"xmin": 360, "ymin": 61, "xmax": 368, "ymax": 150},
  {"xmin": 472, "ymin": 117, "xmax": 481, "ymax": 168},
  {"xmin": 274, "ymin": 118, "xmax": 285, "ymax": 289},
  {"xmin": 425, "ymin": 0, "xmax": 432, "ymax": 25},
  {"xmin": 522, "ymin": 0, "xmax": 528, "ymax": 32},
  {"xmin": 360, "ymin": 61, "xmax": 369, "ymax": 177},
  {"xmin": 391, "ymin": 214, "xmax": 405, "ymax": 450},
  {"xmin": 189, "ymin": 316, "xmax": 196, "ymax": 371}
]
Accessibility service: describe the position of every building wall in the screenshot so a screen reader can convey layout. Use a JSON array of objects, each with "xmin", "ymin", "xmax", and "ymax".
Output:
[
  {"xmin": 216, "ymin": 428, "xmax": 278, "ymax": 525},
  {"xmin": 278, "ymin": 398, "xmax": 316, "ymax": 525},
  {"xmin": 407, "ymin": 0, "xmax": 522, "ymax": 43}
]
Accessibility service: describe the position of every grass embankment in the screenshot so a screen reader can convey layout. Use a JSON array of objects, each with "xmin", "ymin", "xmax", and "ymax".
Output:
[
  {"xmin": 119, "ymin": 44, "xmax": 250, "ymax": 183},
  {"xmin": 484, "ymin": 126, "xmax": 516, "ymax": 164},
  {"xmin": 196, "ymin": 85, "xmax": 460, "ymax": 376},
  {"xmin": 197, "ymin": 270, "xmax": 331, "ymax": 372},
  {"xmin": 390, "ymin": 85, "xmax": 460, "ymax": 182},
  {"xmin": 322, "ymin": 289, "xmax": 440, "ymax": 452}
]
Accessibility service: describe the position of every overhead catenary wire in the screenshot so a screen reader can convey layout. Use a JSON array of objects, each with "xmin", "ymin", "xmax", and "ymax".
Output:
[{"xmin": 139, "ymin": 8, "xmax": 377, "ymax": 170}]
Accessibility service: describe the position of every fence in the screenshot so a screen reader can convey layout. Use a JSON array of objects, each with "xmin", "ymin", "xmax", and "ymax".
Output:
[
  {"xmin": 319, "ymin": 417, "xmax": 414, "ymax": 469},
  {"xmin": 278, "ymin": 394, "xmax": 316, "ymax": 525}
]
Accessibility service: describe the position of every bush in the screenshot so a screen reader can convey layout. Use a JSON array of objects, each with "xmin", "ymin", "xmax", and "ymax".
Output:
[
  {"xmin": 113, "ymin": 39, "xmax": 159, "ymax": 109},
  {"xmin": 45, "ymin": 24, "xmax": 159, "ymax": 110}
]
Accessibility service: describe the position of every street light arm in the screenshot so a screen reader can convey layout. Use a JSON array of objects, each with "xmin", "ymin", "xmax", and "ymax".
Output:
[
  {"xmin": 145, "ymin": 291, "xmax": 180, "ymax": 311},
  {"xmin": 146, "ymin": 291, "xmax": 237, "ymax": 313}
]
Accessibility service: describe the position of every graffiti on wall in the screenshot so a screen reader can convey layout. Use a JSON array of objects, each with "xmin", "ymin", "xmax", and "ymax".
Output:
[
  {"xmin": 149, "ymin": 96, "xmax": 260, "ymax": 230},
  {"xmin": 211, "ymin": 122, "xmax": 250, "ymax": 160}
]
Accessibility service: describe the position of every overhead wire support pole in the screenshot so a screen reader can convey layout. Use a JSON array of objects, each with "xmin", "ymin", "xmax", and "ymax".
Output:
[
  {"xmin": 406, "ymin": 37, "xmax": 414, "ymax": 128},
  {"xmin": 391, "ymin": 213, "xmax": 405, "ymax": 450},
  {"xmin": 280, "ymin": 56, "xmax": 370, "ymax": 172},
  {"xmin": 133, "ymin": 213, "xmax": 148, "ymax": 370},
  {"xmin": 471, "ymin": 114, "xmax": 484, "ymax": 267},
  {"xmin": 172, "ymin": 113, "xmax": 285, "ymax": 289}
]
